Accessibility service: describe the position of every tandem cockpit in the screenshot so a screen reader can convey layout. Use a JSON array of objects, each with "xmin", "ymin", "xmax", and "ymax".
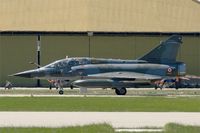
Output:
[
  {"xmin": 44, "ymin": 58, "xmax": 90, "ymax": 69},
  {"xmin": 44, "ymin": 57, "xmax": 147, "ymax": 69}
]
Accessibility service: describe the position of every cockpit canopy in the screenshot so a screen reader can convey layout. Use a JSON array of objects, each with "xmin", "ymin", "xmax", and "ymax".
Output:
[
  {"xmin": 44, "ymin": 57, "xmax": 147, "ymax": 69},
  {"xmin": 44, "ymin": 58, "xmax": 89, "ymax": 68}
]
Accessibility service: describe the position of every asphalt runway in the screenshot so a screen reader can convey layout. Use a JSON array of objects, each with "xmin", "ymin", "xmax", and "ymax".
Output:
[{"xmin": 0, "ymin": 112, "xmax": 200, "ymax": 128}]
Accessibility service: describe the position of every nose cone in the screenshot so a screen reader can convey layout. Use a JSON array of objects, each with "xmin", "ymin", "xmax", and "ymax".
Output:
[{"xmin": 11, "ymin": 69, "xmax": 38, "ymax": 78}]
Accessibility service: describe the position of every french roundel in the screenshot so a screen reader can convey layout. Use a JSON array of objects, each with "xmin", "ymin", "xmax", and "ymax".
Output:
[{"xmin": 167, "ymin": 67, "xmax": 172, "ymax": 73}]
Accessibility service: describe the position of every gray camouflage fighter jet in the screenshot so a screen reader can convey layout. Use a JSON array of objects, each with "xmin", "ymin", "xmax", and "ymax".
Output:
[{"xmin": 12, "ymin": 35, "xmax": 186, "ymax": 95}]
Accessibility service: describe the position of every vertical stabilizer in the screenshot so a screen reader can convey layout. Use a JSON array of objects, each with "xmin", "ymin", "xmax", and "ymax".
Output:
[{"xmin": 138, "ymin": 35, "xmax": 182, "ymax": 64}]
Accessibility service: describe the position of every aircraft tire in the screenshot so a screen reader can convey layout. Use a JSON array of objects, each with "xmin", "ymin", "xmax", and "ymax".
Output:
[
  {"xmin": 59, "ymin": 90, "xmax": 64, "ymax": 95},
  {"xmin": 115, "ymin": 87, "xmax": 127, "ymax": 95}
]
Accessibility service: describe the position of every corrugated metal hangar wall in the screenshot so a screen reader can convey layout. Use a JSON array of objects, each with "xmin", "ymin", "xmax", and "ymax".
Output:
[{"xmin": 0, "ymin": 34, "xmax": 199, "ymax": 86}]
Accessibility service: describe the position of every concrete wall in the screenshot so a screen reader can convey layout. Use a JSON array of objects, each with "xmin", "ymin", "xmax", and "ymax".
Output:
[{"xmin": 0, "ymin": 34, "xmax": 199, "ymax": 86}]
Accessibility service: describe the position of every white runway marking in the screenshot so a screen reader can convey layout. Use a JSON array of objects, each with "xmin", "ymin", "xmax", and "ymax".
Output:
[
  {"xmin": 0, "ymin": 112, "xmax": 200, "ymax": 128},
  {"xmin": 115, "ymin": 128, "xmax": 163, "ymax": 132}
]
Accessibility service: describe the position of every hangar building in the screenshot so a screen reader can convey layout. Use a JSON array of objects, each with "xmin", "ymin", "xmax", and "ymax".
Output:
[{"xmin": 0, "ymin": 0, "xmax": 200, "ymax": 86}]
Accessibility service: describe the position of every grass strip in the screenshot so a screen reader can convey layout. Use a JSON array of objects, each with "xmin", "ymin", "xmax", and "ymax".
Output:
[
  {"xmin": 0, "ymin": 97, "xmax": 200, "ymax": 111},
  {"xmin": 0, "ymin": 123, "xmax": 114, "ymax": 133},
  {"xmin": 0, "ymin": 123, "xmax": 200, "ymax": 133}
]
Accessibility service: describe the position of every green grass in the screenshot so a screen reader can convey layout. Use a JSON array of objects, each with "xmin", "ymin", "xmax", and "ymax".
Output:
[
  {"xmin": 0, "ymin": 123, "xmax": 114, "ymax": 133},
  {"xmin": 164, "ymin": 123, "xmax": 200, "ymax": 133},
  {"xmin": 0, "ymin": 96, "xmax": 200, "ymax": 111},
  {"xmin": 0, "ymin": 123, "xmax": 200, "ymax": 133}
]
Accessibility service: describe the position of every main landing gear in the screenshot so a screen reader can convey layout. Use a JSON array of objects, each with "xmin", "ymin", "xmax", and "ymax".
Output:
[
  {"xmin": 114, "ymin": 87, "xmax": 127, "ymax": 95},
  {"xmin": 59, "ymin": 89, "xmax": 64, "ymax": 95}
]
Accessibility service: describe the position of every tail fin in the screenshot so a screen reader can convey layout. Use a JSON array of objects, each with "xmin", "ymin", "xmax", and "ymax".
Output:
[{"xmin": 138, "ymin": 35, "xmax": 182, "ymax": 64}]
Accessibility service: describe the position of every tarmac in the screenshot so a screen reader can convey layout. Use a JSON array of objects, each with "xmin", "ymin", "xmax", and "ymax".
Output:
[
  {"xmin": 1, "ymin": 87, "xmax": 200, "ymax": 131},
  {"xmin": 0, "ymin": 112, "xmax": 200, "ymax": 128},
  {"xmin": 1, "ymin": 87, "xmax": 200, "ymax": 96}
]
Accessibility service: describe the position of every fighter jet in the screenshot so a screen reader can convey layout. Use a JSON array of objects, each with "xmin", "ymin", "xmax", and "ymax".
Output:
[{"xmin": 12, "ymin": 35, "xmax": 186, "ymax": 95}]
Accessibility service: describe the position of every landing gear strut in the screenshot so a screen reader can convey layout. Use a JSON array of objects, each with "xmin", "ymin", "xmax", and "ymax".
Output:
[
  {"xmin": 155, "ymin": 84, "xmax": 158, "ymax": 90},
  {"xmin": 155, "ymin": 84, "xmax": 162, "ymax": 90},
  {"xmin": 175, "ymin": 81, "xmax": 179, "ymax": 90},
  {"xmin": 115, "ymin": 87, "xmax": 127, "ymax": 95}
]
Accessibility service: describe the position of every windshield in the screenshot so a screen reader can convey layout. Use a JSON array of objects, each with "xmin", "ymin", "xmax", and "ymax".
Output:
[{"xmin": 44, "ymin": 59, "xmax": 67, "ymax": 68}]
